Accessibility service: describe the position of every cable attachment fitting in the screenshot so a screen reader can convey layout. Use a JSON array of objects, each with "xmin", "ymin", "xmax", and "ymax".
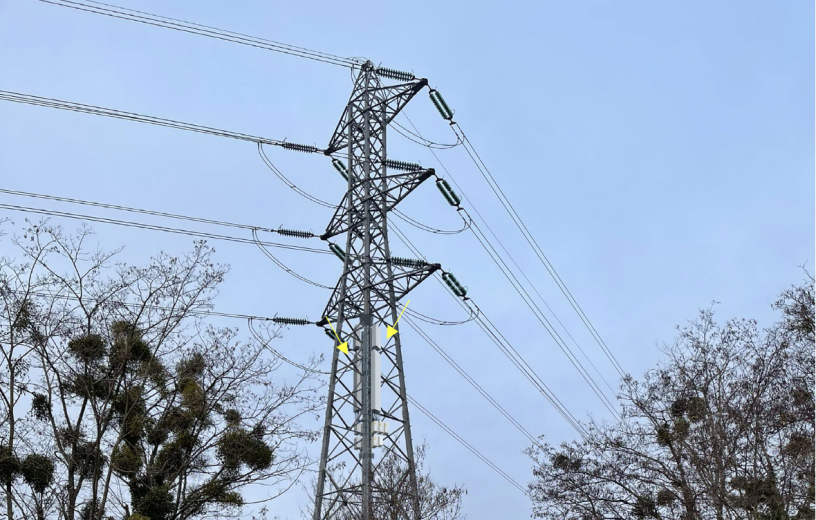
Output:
[
  {"xmin": 389, "ymin": 256, "xmax": 429, "ymax": 268},
  {"xmin": 429, "ymin": 89, "xmax": 454, "ymax": 121},
  {"xmin": 332, "ymin": 158, "xmax": 349, "ymax": 182},
  {"xmin": 376, "ymin": 67, "xmax": 415, "ymax": 81},
  {"xmin": 436, "ymin": 178, "xmax": 461, "ymax": 206},
  {"xmin": 384, "ymin": 159, "xmax": 422, "ymax": 172},
  {"xmin": 315, "ymin": 316, "xmax": 336, "ymax": 327},
  {"xmin": 329, "ymin": 243, "xmax": 346, "ymax": 262},
  {"xmin": 272, "ymin": 316, "xmax": 312, "ymax": 326},
  {"xmin": 280, "ymin": 141, "xmax": 321, "ymax": 154},
  {"xmin": 441, "ymin": 271, "xmax": 468, "ymax": 298},
  {"xmin": 277, "ymin": 228, "xmax": 315, "ymax": 239}
]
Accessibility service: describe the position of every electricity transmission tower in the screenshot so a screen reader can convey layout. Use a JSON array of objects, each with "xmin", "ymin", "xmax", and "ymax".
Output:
[{"xmin": 313, "ymin": 61, "xmax": 439, "ymax": 520}]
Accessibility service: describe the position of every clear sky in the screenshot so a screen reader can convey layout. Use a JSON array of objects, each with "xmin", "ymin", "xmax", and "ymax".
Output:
[{"xmin": 1, "ymin": 1, "xmax": 813, "ymax": 518}]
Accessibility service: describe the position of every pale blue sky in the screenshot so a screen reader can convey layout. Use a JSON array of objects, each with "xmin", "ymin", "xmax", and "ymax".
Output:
[{"xmin": 1, "ymin": 1, "xmax": 813, "ymax": 518}]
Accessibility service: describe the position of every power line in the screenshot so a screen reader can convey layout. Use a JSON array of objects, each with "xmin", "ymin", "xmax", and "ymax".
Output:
[
  {"xmin": 450, "ymin": 122, "xmax": 627, "ymax": 378},
  {"xmin": 3, "ymin": 289, "xmax": 280, "ymax": 322},
  {"xmin": 388, "ymin": 222, "xmax": 588, "ymax": 437},
  {"xmin": 404, "ymin": 317, "xmax": 539, "ymax": 446},
  {"xmin": 0, "ymin": 90, "xmax": 321, "ymax": 151},
  {"xmin": 401, "ymin": 114, "xmax": 620, "ymax": 409},
  {"xmin": 391, "ymin": 119, "xmax": 461, "ymax": 150},
  {"xmin": 0, "ymin": 187, "xmax": 275, "ymax": 232},
  {"xmin": 258, "ymin": 143, "xmax": 337, "ymax": 209},
  {"xmin": 0, "ymin": 202, "xmax": 332, "ymax": 255},
  {"xmin": 464, "ymin": 212, "xmax": 620, "ymax": 418},
  {"xmin": 0, "ymin": 187, "xmax": 473, "ymax": 323},
  {"xmin": 402, "ymin": 305, "xmax": 476, "ymax": 326},
  {"xmin": 39, "ymin": 0, "xmax": 360, "ymax": 68},
  {"xmin": 248, "ymin": 318, "xmax": 330, "ymax": 375},
  {"xmin": 407, "ymin": 395, "xmax": 530, "ymax": 497},
  {"xmin": 251, "ymin": 228, "xmax": 334, "ymax": 290}
]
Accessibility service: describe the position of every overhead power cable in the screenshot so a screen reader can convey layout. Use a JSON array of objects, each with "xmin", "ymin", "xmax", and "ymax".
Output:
[
  {"xmin": 464, "ymin": 212, "xmax": 620, "ymax": 418},
  {"xmin": 0, "ymin": 187, "xmax": 277, "ymax": 233},
  {"xmin": 0, "ymin": 188, "xmax": 463, "ymax": 304},
  {"xmin": 404, "ymin": 316, "xmax": 538, "ymax": 445},
  {"xmin": 0, "ymin": 90, "xmax": 323, "ymax": 151},
  {"xmin": 449, "ymin": 121, "xmax": 627, "ymax": 378},
  {"xmin": 408, "ymin": 396, "xmax": 530, "ymax": 497},
  {"xmin": 389, "ymin": 222, "xmax": 588, "ymax": 437},
  {"xmin": 251, "ymin": 229, "xmax": 333, "ymax": 290},
  {"xmin": 248, "ymin": 318, "xmax": 329, "ymax": 375},
  {"xmin": 4, "ymin": 289, "xmax": 279, "ymax": 322},
  {"xmin": 258, "ymin": 143, "xmax": 337, "ymax": 209},
  {"xmin": 402, "ymin": 306, "xmax": 476, "ymax": 326},
  {"xmin": 0, "ymin": 202, "xmax": 332, "ymax": 255},
  {"xmin": 391, "ymin": 120, "xmax": 461, "ymax": 150},
  {"xmin": 387, "ymin": 141, "xmax": 619, "ymax": 419},
  {"xmin": 404, "ymin": 114, "xmax": 621, "ymax": 408},
  {"xmin": 39, "ymin": 0, "xmax": 360, "ymax": 68}
]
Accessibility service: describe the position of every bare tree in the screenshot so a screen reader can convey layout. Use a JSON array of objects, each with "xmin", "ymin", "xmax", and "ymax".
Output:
[
  {"xmin": 527, "ymin": 275, "xmax": 815, "ymax": 520},
  {"xmin": 0, "ymin": 220, "xmax": 60, "ymax": 520},
  {"xmin": 0, "ymin": 221, "xmax": 323, "ymax": 519}
]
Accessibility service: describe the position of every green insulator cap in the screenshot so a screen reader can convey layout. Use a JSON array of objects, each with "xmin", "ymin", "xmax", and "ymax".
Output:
[
  {"xmin": 434, "ymin": 91, "xmax": 453, "ymax": 117},
  {"xmin": 443, "ymin": 272, "xmax": 467, "ymax": 297},
  {"xmin": 430, "ymin": 93, "xmax": 449, "ymax": 119},
  {"xmin": 430, "ymin": 91, "xmax": 453, "ymax": 120},
  {"xmin": 332, "ymin": 159, "xmax": 349, "ymax": 181},
  {"xmin": 329, "ymin": 243, "xmax": 346, "ymax": 262},
  {"xmin": 436, "ymin": 179, "xmax": 460, "ymax": 206},
  {"xmin": 441, "ymin": 179, "xmax": 462, "ymax": 206}
]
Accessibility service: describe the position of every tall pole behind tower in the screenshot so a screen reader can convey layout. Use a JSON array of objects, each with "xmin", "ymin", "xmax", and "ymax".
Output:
[{"xmin": 313, "ymin": 61, "xmax": 438, "ymax": 519}]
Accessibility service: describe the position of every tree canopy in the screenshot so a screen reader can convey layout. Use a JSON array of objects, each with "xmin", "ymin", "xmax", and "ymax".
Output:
[
  {"xmin": 527, "ymin": 275, "xmax": 815, "ymax": 520},
  {"xmin": 0, "ymin": 223, "xmax": 323, "ymax": 520}
]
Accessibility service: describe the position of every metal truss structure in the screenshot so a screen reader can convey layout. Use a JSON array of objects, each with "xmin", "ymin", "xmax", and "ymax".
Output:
[{"xmin": 313, "ymin": 61, "xmax": 438, "ymax": 520}]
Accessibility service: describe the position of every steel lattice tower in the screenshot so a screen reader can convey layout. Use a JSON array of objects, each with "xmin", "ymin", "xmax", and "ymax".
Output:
[{"xmin": 313, "ymin": 61, "xmax": 439, "ymax": 520}]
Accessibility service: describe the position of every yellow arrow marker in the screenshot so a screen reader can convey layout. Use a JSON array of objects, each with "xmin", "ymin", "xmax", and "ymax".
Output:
[
  {"xmin": 387, "ymin": 300, "xmax": 410, "ymax": 339},
  {"xmin": 325, "ymin": 316, "xmax": 348, "ymax": 355}
]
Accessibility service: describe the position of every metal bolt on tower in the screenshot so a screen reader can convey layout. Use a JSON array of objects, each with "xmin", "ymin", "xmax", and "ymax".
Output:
[{"xmin": 313, "ymin": 61, "xmax": 439, "ymax": 519}]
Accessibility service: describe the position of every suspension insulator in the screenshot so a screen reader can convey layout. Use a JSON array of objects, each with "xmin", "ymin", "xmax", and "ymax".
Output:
[
  {"xmin": 277, "ymin": 228, "xmax": 315, "ymax": 239},
  {"xmin": 332, "ymin": 159, "xmax": 349, "ymax": 182},
  {"xmin": 272, "ymin": 317, "xmax": 311, "ymax": 326},
  {"xmin": 429, "ymin": 90, "xmax": 454, "ymax": 120},
  {"xmin": 384, "ymin": 159, "xmax": 422, "ymax": 172},
  {"xmin": 376, "ymin": 67, "xmax": 415, "ymax": 81},
  {"xmin": 435, "ymin": 178, "xmax": 461, "ymax": 206},
  {"xmin": 280, "ymin": 141, "xmax": 321, "ymax": 154},
  {"xmin": 329, "ymin": 243, "xmax": 346, "ymax": 262},
  {"xmin": 390, "ymin": 256, "xmax": 428, "ymax": 268},
  {"xmin": 442, "ymin": 272, "xmax": 467, "ymax": 297}
]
